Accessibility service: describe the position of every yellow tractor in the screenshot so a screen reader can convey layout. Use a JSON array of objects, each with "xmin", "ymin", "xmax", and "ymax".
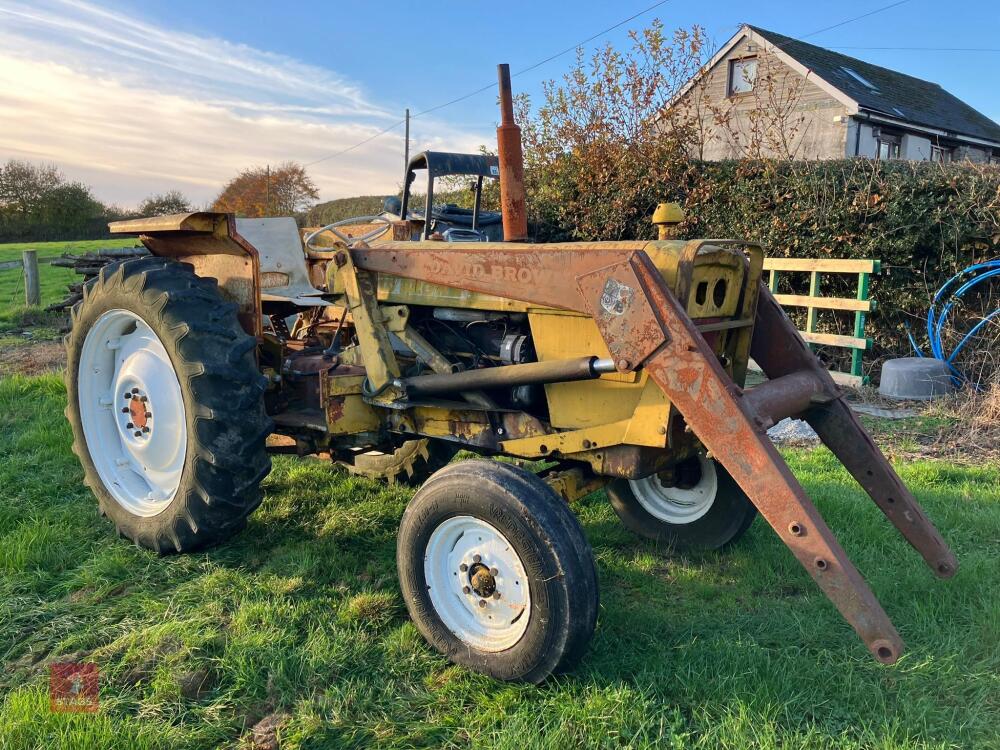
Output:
[{"xmin": 64, "ymin": 66, "xmax": 956, "ymax": 682}]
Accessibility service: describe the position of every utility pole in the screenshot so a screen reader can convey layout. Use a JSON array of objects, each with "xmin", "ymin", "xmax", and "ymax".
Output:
[
  {"xmin": 403, "ymin": 108, "xmax": 411, "ymax": 172},
  {"xmin": 265, "ymin": 164, "xmax": 270, "ymax": 217}
]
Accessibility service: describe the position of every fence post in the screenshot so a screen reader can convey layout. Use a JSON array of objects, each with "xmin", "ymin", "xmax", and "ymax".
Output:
[{"xmin": 23, "ymin": 249, "xmax": 40, "ymax": 306}]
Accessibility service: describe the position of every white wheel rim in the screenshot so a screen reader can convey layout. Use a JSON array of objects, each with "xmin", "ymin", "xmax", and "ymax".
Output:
[
  {"xmin": 424, "ymin": 515, "xmax": 531, "ymax": 652},
  {"xmin": 78, "ymin": 309, "xmax": 187, "ymax": 517},
  {"xmin": 628, "ymin": 456, "xmax": 718, "ymax": 525}
]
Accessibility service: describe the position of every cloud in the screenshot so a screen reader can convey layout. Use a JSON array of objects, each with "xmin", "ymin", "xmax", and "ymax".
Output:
[{"xmin": 0, "ymin": 0, "xmax": 491, "ymax": 207}]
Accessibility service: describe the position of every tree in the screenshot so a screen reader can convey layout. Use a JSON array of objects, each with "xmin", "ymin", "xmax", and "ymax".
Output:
[
  {"xmin": 518, "ymin": 22, "xmax": 707, "ymax": 240},
  {"xmin": 0, "ymin": 160, "xmax": 62, "ymax": 217},
  {"xmin": 138, "ymin": 190, "xmax": 192, "ymax": 217},
  {"xmin": 212, "ymin": 162, "xmax": 319, "ymax": 217},
  {"xmin": 37, "ymin": 183, "xmax": 105, "ymax": 236},
  {"xmin": 0, "ymin": 159, "xmax": 108, "ymax": 241}
]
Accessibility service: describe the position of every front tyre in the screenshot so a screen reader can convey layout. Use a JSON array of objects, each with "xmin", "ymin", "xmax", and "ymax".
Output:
[
  {"xmin": 397, "ymin": 461, "xmax": 598, "ymax": 683},
  {"xmin": 65, "ymin": 257, "xmax": 272, "ymax": 553},
  {"xmin": 608, "ymin": 455, "xmax": 757, "ymax": 551}
]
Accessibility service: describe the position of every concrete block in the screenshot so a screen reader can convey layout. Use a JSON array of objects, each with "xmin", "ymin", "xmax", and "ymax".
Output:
[{"xmin": 878, "ymin": 357, "xmax": 955, "ymax": 400}]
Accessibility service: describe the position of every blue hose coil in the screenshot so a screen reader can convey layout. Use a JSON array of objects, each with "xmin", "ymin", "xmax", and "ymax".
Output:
[{"xmin": 907, "ymin": 259, "xmax": 1000, "ymax": 388}]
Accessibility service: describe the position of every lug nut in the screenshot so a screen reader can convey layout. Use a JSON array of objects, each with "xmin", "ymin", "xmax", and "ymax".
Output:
[
  {"xmin": 140, "ymin": 395, "xmax": 148, "ymax": 402},
  {"xmin": 131, "ymin": 387, "xmax": 139, "ymax": 394},
  {"xmin": 145, "ymin": 412, "xmax": 152, "ymax": 419},
  {"xmin": 490, "ymin": 567, "xmax": 498, "ymax": 576},
  {"xmin": 459, "ymin": 563, "xmax": 468, "ymax": 572},
  {"xmin": 126, "ymin": 422, "xmax": 134, "ymax": 429},
  {"xmin": 462, "ymin": 586, "xmax": 471, "ymax": 594},
  {"xmin": 134, "ymin": 430, "xmax": 142, "ymax": 437},
  {"xmin": 142, "ymin": 426, "xmax": 150, "ymax": 433},
  {"xmin": 121, "ymin": 407, "xmax": 129, "ymax": 413},
  {"xmin": 478, "ymin": 599, "xmax": 487, "ymax": 608},
  {"xmin": 492, "ymin": 592, "xmax": 501, "ymax": 600},
  {"xmin": 473, "ymin": 554, "xmax": 481, "ymax": 563},
  {"xmin": 123, "ymin": 393, "xmax": 131, "ymax": 400}
]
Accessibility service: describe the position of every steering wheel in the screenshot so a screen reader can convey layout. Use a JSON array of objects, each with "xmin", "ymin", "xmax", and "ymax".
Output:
[{"xmin": 304, "ymin": 215, "xmax": 392, "ymax": 251}]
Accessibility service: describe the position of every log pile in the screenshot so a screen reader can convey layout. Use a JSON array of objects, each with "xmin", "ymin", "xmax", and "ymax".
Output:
[{"xmin": 48, "ymin": 247, "xmax": 149, "ymax": 312}]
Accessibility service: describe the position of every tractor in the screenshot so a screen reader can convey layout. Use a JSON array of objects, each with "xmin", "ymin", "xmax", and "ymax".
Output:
[{"xmin": 64, "ymin": 65, "xmax": 956, "ymax": 682}]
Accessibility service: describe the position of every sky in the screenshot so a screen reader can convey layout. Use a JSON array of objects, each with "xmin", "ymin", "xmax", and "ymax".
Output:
[{"xmin": 1, "ymin": 0, "xmax": 998, "ymax": 208}]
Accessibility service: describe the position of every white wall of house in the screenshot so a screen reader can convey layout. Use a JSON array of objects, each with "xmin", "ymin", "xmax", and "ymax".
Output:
[
  {"xmin": 847, "ymin": 120, "xmax": 878, "ymax": 158},
  {"xmin": 845, "ymin": 118, "xmax": 996, "ymax": 162},
  {"xmin": 901, "ymin": 133, "xmax": 933, "ymax": 160}
]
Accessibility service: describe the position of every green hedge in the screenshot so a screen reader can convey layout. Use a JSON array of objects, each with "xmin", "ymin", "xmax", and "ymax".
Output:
[{"xmin": 528, "ymin": 159, "xmax": 1000, "ymax": 373}]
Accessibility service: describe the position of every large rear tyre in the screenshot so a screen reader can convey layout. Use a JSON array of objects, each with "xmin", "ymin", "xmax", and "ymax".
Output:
[
  {"xmin": 65, "ymin": 257, "xmax": 272, "ymax": 553},
  {"xmin": 608, "ymin": 455, "xmax": 757, "ymax": 551},
  {"xmin": 397, "ymin": 460, "xmax": 598, "ymax": 683}
]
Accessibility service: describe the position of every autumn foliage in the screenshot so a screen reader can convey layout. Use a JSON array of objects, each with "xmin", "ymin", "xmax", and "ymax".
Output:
[
  {"xmin": 212, "ymin": 162, "xmax": 318, "ymax": 217},
  {"xmin": 518, "ymin": 22, "xmax": 707, "ymax": 241}
]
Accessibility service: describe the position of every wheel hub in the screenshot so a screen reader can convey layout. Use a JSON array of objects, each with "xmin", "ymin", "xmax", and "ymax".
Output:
[
  {"xmin": 628, "ymin": 455, "xmax": 718, "ymax": 525},
  {"xmin": 78, "ymin": 309, "xmax": 187, "ymax": 517},
  {"xmin": 123, "ymin": 390, "xmax": 151, "ymax": 435},
  {"xmin": 468, "ymin": 562, "xmax": 497, "ymax": 598},
  {"xmin": 424, "ymin": 516, "xmax": 531, "ymax": 652}
]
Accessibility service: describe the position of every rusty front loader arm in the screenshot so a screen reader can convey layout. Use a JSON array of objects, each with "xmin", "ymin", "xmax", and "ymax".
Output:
[
  {"xmin": 354, "ymin": 242, "xmax": 957, "ymax": 664},
  {"xmin": 750, "ymin": 287, "xmax": 958, "ymax": 579}
]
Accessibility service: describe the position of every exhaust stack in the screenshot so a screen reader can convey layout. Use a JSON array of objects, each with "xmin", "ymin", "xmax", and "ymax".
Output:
[{"xmin": 496, "ymin": 64, "xmax": 528, "ymax": 242}]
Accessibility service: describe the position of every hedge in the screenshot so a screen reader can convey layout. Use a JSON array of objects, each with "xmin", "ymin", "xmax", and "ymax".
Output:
[{"xmin": 527, "ymin": 159, "xmax": 1000, "ymax": 377}]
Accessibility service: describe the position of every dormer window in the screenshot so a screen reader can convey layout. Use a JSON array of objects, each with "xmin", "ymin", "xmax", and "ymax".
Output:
[{"xmin": 728, "ymin": 57, "xmax": 757, "ymax": 96}]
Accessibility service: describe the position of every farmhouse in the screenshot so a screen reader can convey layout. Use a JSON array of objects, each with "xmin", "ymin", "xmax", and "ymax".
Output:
[{"xmin": 668, "ymin": 24, "xmax": 1000, "ymax": 162}]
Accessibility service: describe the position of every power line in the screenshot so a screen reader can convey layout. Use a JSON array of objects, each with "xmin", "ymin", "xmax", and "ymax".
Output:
[
  {"xmin": 303, "ymin": 120, "xmax": 406, "ymax": 167},
  {"xmin": 799, "ymin": 0, "xmax": 914, "ymax": 40},
  {"xmin": 306, "ymin": 0, "xmax": 920, "ymax": 168},
  {"xmin": 305, "ymin": 0, "xmax": 673, "ymax": 165},
  {"xmin": 826, "ymin": 46, "xmax": 1000, "ymax": 52}
]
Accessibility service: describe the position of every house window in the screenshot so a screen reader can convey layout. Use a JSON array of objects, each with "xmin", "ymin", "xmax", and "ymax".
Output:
[
  {"xmin": 876, "ymin": 132, "xmax": 901, "ymax": 160},
  {"xmin": 930, "ymin": 145, "xmax": 953, "ymax": 163},
  {"xmin": 728, "ymin": 57, "xmax": 757, "ymax": 96}
]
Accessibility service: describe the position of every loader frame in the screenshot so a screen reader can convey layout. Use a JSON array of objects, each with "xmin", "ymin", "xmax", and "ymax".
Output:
[{"xmin": 348, "ymin": 238, "xmax": 957, "ymax": 665}]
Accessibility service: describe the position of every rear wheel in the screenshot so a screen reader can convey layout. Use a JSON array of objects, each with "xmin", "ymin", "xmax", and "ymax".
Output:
[
  {"xmin": 397, "ymin": 460, "xmax": 598, "ymax": 683},
  {"xmin": 65, "ymin": 257, "xmax": 272, "ymax": 553},
  {"xmin": 608, "ymin": 455, "xmax": 756, "ymax": 551}
]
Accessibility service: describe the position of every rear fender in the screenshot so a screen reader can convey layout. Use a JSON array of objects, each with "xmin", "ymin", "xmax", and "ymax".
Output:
[{"xmin": 110, "ymin": 212, "xmax": 262, "ymax": 336}]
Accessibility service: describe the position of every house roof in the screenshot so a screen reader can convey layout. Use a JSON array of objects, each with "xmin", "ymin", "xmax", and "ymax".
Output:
[{"xmin": 747, "ymin": 26, "xmax": 1000, "ymax": 145}]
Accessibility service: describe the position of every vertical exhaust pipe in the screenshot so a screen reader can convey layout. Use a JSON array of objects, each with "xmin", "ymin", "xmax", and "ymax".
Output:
[{"xmin": 496, "ymin": 63, "xmax": 528, "ymax": 242}]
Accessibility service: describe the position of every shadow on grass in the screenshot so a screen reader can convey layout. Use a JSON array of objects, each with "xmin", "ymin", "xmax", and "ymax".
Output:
[{"xmin": 2, "ymin": 374, "xmax": 998, "ymax": 748}]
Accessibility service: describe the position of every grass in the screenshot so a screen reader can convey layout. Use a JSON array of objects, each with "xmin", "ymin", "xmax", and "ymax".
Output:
[
  {"xmin": 1, "ymin": 373, "xmax": 998, "ymax": 749},
  {"xmin": 0, "ymin": 239, "xmax": 139, "ymax": 316}
]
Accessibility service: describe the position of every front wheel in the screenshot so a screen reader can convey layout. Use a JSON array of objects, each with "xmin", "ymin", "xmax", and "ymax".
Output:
[
  {"xmin": 607, "ymin": 455, "xmax": 757, "ymax": 551},
  {"xmin": 397, "ymin": 461, "xmax": 598, "ymax": 683}
]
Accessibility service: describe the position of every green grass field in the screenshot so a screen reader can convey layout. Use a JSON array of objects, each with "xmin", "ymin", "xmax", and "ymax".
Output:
[
  {"xmin": 1, "ymin": 373, "xmax": 998, "ymax": 749},
  {"xmin": 0, "ymin": 240, "xmax": 139, "ymax": 318}
]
